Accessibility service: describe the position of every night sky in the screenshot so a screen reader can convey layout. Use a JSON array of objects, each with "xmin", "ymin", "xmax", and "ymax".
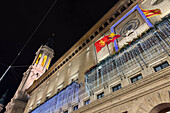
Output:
[{"xmin": 0, "ymin": 0, "xmax": 118, "ymax": 112}]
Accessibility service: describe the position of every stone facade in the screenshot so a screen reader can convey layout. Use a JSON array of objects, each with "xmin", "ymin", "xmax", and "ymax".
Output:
[{"xmin": 24, "ymin": 0, "xmax": 170, "ymax": 113}]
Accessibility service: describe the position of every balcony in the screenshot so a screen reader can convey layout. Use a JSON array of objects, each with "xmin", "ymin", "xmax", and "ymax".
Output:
[{"xmin": 85, "ymin": 15, "xmax": 170, "ymax": 95}]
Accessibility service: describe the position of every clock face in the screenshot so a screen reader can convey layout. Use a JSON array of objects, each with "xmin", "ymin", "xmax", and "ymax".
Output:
[{"xmin": 120, "ymin": 18, "xmax": 140, "ymax": 37}]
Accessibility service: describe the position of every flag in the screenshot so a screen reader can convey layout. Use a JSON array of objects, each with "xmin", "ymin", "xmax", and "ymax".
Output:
[
  {"xmin": 94, "ymin": 35, "xmax": 109, "ymax": 53},
  {"xmin": 140, "ymin": 6, "xmax": 161, "ymax": 18},
  {"xmin": 107, "ymin": 33, "xmax": 121, "ymax": 45}
]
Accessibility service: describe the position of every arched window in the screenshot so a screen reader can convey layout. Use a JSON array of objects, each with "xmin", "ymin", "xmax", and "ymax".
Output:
[
  {"xmin": 35, "ymin": 54, "xmax": 42, "ymax": 64},
  {"xmin": 46, "ymin": 58, "xmax": 51, "ymax": 69},
  {"xmin": 41, "ymin": 55, "xmax": 47, "ymax": 66}
]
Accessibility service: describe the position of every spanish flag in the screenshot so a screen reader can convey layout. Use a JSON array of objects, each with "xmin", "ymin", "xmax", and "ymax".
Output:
[
  {"xmin": 107, "ymin": 33, "xmax": 121, "ymax": 45},
  {"xmin": 140, "ymin": 6, "xmax": 161, "ymax": 18},
  {"xmin": 94, "ymin": 35, "xmax": 109, "ymax": 53}
]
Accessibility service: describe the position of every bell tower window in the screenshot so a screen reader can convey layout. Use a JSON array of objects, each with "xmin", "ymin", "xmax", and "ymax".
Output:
[
  {"xmin": 35, "ymin": 53, "xmax": 42, "ymax": 64},
  {"xmin": 41, "ymin": 55, "xmax": 47, "ymax": 66},
  {"xmin": 46, "ymin": 58, "xmax": 51, "ymax": 69}
]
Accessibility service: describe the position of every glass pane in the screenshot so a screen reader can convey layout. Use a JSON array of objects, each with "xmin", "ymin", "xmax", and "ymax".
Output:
[
  {"xmin": 118, "ymin": 85, "xmax": 121, "ymax": 89},
  {"xmin": 102, "ymin": 92, "xmax": 104, "ymax": 97},
  {"xmin": 137, "ymin": 75, "xmax": 142, "ymax": 80},
  {"xmin": 73, "ymin": 106, "xmax": 78, "ymax": 110},
  {"xmin": 162, "ymin": 62, "xmax": 169, "ymax": 68},
  {"xmin": 114, "ymin": 87, "xmax": 118, "ymax": 91},
  {"xmin": 132, "ymin": 78, "xmax": 137, "ymax": 83},
  {"xmin": 155, "ymin": 66, "xmax": 161, "ymax": 72}
]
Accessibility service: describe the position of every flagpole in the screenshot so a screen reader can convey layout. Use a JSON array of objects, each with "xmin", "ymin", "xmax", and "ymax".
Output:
[
  {"xmin": 106, "ymin": 44, "xmax": 111, "ymax": 56},
  {"xmin": 93, "ymin": 43, "xmax": 98, "ymax": 64}
]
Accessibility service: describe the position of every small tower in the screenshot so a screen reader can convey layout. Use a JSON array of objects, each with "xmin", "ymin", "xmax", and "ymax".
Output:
[
  {"xmin": 0, "ymin": 90, "xmax": 8, "ymax": 112},
  {"xmin": 5, "ymin": 35, "xmax": 55, "ymax": 113}
]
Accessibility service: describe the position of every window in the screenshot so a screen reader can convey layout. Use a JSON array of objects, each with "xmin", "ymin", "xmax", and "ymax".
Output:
[
  {"xmin": 64, "ymin": 110, "xmax": 68, "ymax": 113},
  {"xmin": 41, "ymin": 55, "xmax": 47, "ymax": 66},
  {"xmin": 46, "ymin": 92, "xmax": 51, "ymax": 101},
  {"xmin": 46, "ymin": 58, "xmax": 51, "ymax": 69},
  {"xmin": 84, "ymin": 99, "xmax": 90, "ymax": 105},
  {"xmin": 71, "ymin": 72, "xmax": 79, "ymax": 83},
  {"xmin": 97, "ymin": 92, "xmax": 104, "ymax": 99},
  {"xmin": 122, "ymin": 111, "xmax": 128, "ymax": 113},
  {"xmin": 109, "ymin": 17, "xmax": 114, "ymax": 23},
  {"xmin": 154, "ymin": 61, "xmax": 169, "ymax": 72},
  {"xmin": 131, "ymin": 74, "xmax": 143, "ymax": 83},
  {"xmin": 95, "ymin": 31, "xmax": 98, "ymax": 36},
  {"xmin": 90, "ymin": 35, "xmax": 94, "ymax": 40},
  {"xmin": 36, "ymin": 100, "xmax": 41, "ymax": 107},
  {"xmin": 35, "ymin": 53, "xmax": 42, "ymax": 64},
  {"xmin": 28, "ymin": 106, "xmax": 32, "ymax": 113},
  {"xmin": 112, "ymin": 84, "xmax": 121, "ymax": 92},
  {"xmin": 57, "ymin": 83, "xmax": 63, "ymax": 93},
  {"xmin": 104, "ymin": 22, "xmax": 108, "ymax": 27},
  {"xmin": 99, "ymin": 26, "xmax": 103, "ymax": 31},
  {"xmin": 73, "ymin": 105, "xmax": 78, "ymax": 111}
]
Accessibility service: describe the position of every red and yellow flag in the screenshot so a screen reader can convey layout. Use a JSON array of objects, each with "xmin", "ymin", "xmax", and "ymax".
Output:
[
  {"xmin": 107, "ymin": 33, "xmax": 121, "ymax": 45},
  {"xmin": 140, "ymin": 6, "xmax": 161, "ymax": 18},
  {"xmin": 94, "ymin": 35, "xmax": 109, "ymax": 53}
]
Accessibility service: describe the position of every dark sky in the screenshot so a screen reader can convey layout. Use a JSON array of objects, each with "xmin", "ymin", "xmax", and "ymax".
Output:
[{"xmin": 0, "ymin": 0, "xmax": 118, "ymax": 112}]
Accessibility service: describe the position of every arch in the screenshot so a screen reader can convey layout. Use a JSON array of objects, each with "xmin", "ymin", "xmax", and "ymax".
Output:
[
  {"xmin": 149, "ymin": 103, "xmax": 170, "ymax": 113},
  {"xmin": 136, "ymin": 89, "xmax": 170, "ymax": 113}
]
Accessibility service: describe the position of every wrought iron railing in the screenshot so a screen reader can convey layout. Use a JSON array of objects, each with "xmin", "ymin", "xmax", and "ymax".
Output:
[{"xmin": 85, "ymin": 17, "xmax": 170, "ymax": 95}]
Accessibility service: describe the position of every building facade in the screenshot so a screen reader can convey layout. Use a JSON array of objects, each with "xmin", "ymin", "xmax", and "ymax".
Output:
[
  {"xmin": 5, "ymin": 37, "xmax": 54, "ymax": 113},
  {"xmin": 24, "ymin": 0, "xmax": 170, "ymax": 113}
]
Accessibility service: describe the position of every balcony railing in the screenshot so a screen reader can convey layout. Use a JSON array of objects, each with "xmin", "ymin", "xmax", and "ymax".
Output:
[{"xmin": 85, "ymin": 17, "xmax": 170, "ymax": 95}]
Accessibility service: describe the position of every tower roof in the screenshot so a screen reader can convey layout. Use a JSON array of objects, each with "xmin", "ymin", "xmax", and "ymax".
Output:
[
  {"xmin": 0, "ymin": 89, "xmax": 8, "ymax": 105},
  {"xmin": 45, "ymin": 34, "xmax": 55, "ymax": 49}
]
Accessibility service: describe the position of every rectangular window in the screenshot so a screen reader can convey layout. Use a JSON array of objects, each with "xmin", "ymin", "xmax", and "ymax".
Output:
[
  {"xmin": 36, "ymin": 100, "xmax": 41, "ymax": 107},
  {"xmin": 84, "ymin": 99, "xmax": 90, "ymax": 105},
  {"xmin": 97, "ymin": 92, "xmax": 104, "ymax": 99},
  {"xmin": 154, "ymin": 61, "xmax": 169, "ymax": 72},
  {"xmin": 28, "ymin": 106, "xmax": 32, "ymax": 113},
  {"xmin": 112, "ymin": 84, "xmax": 121, "ymax": 92},
  {"xmin": 131, "ymin": 74, "xmax": 143, "ymax": 83},
  {"xmin": 71, "ymin": 72, "xmax": 79, "ymax": 83},
  {"xmin": 73, "ymin": 105, "xmax": 78, "ymax": 111},
  {"xmin": 122, "ymin": 111, "xmax": 128, "ymax": 113},
  {"xmin": 46, "ymin": 92, "xmax": 51, "ymax": 101}
]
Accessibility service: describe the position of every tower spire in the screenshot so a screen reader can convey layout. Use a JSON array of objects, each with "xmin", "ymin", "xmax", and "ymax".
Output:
[
  {"xmin": 45, "ymin": 34, "xmax": 55, "ymax": 49},
  {"xmin": 5, "ymin": 34, "xmax": 54, "ymax": 113}
]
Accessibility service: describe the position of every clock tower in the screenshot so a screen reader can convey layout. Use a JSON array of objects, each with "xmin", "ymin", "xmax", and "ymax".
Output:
[{"xmin": 5, "ymin": 35, "xmax": 55, "ymax": 113}]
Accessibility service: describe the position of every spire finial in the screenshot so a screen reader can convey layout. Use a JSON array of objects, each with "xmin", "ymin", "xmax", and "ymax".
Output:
[
  {"xmin": 45, "ymin": 34, "xmax": 55, "ymax": 49},
  {"xmin": 0, "ymin": 89, "xmax": 8, "ymax": 105}
]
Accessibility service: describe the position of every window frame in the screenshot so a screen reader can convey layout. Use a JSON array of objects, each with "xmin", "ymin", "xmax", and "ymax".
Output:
[
  {"xmin": 73, "ymin": 105, "xmax": 78, "ymax": 111},
  {"xmin": 97, "ymin": 92, "xmax": 104, "ymax": 99},
  {"xmin": 153, "ymin": 61, "xmax": 169, "ymax": 72},
  {"xmin": 84, "ymin": 99, "xmax": 90, "ymax": 105},
  {"xmin": 130, "ymin": 74, "xmax": 143, "ymax": 83},
  {"xmin": 112, "ymin": 84, "xmax": 122, "ymax": 92}
]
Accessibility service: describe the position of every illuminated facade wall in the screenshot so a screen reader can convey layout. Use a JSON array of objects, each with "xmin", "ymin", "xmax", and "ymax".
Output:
[
  {"xmin": 24, "ymin": 0, "xmax": 170, "ymax": 113},
  {"xmin": 31, "ymin": 82, "xmax": 80, "ymax": 113}
]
